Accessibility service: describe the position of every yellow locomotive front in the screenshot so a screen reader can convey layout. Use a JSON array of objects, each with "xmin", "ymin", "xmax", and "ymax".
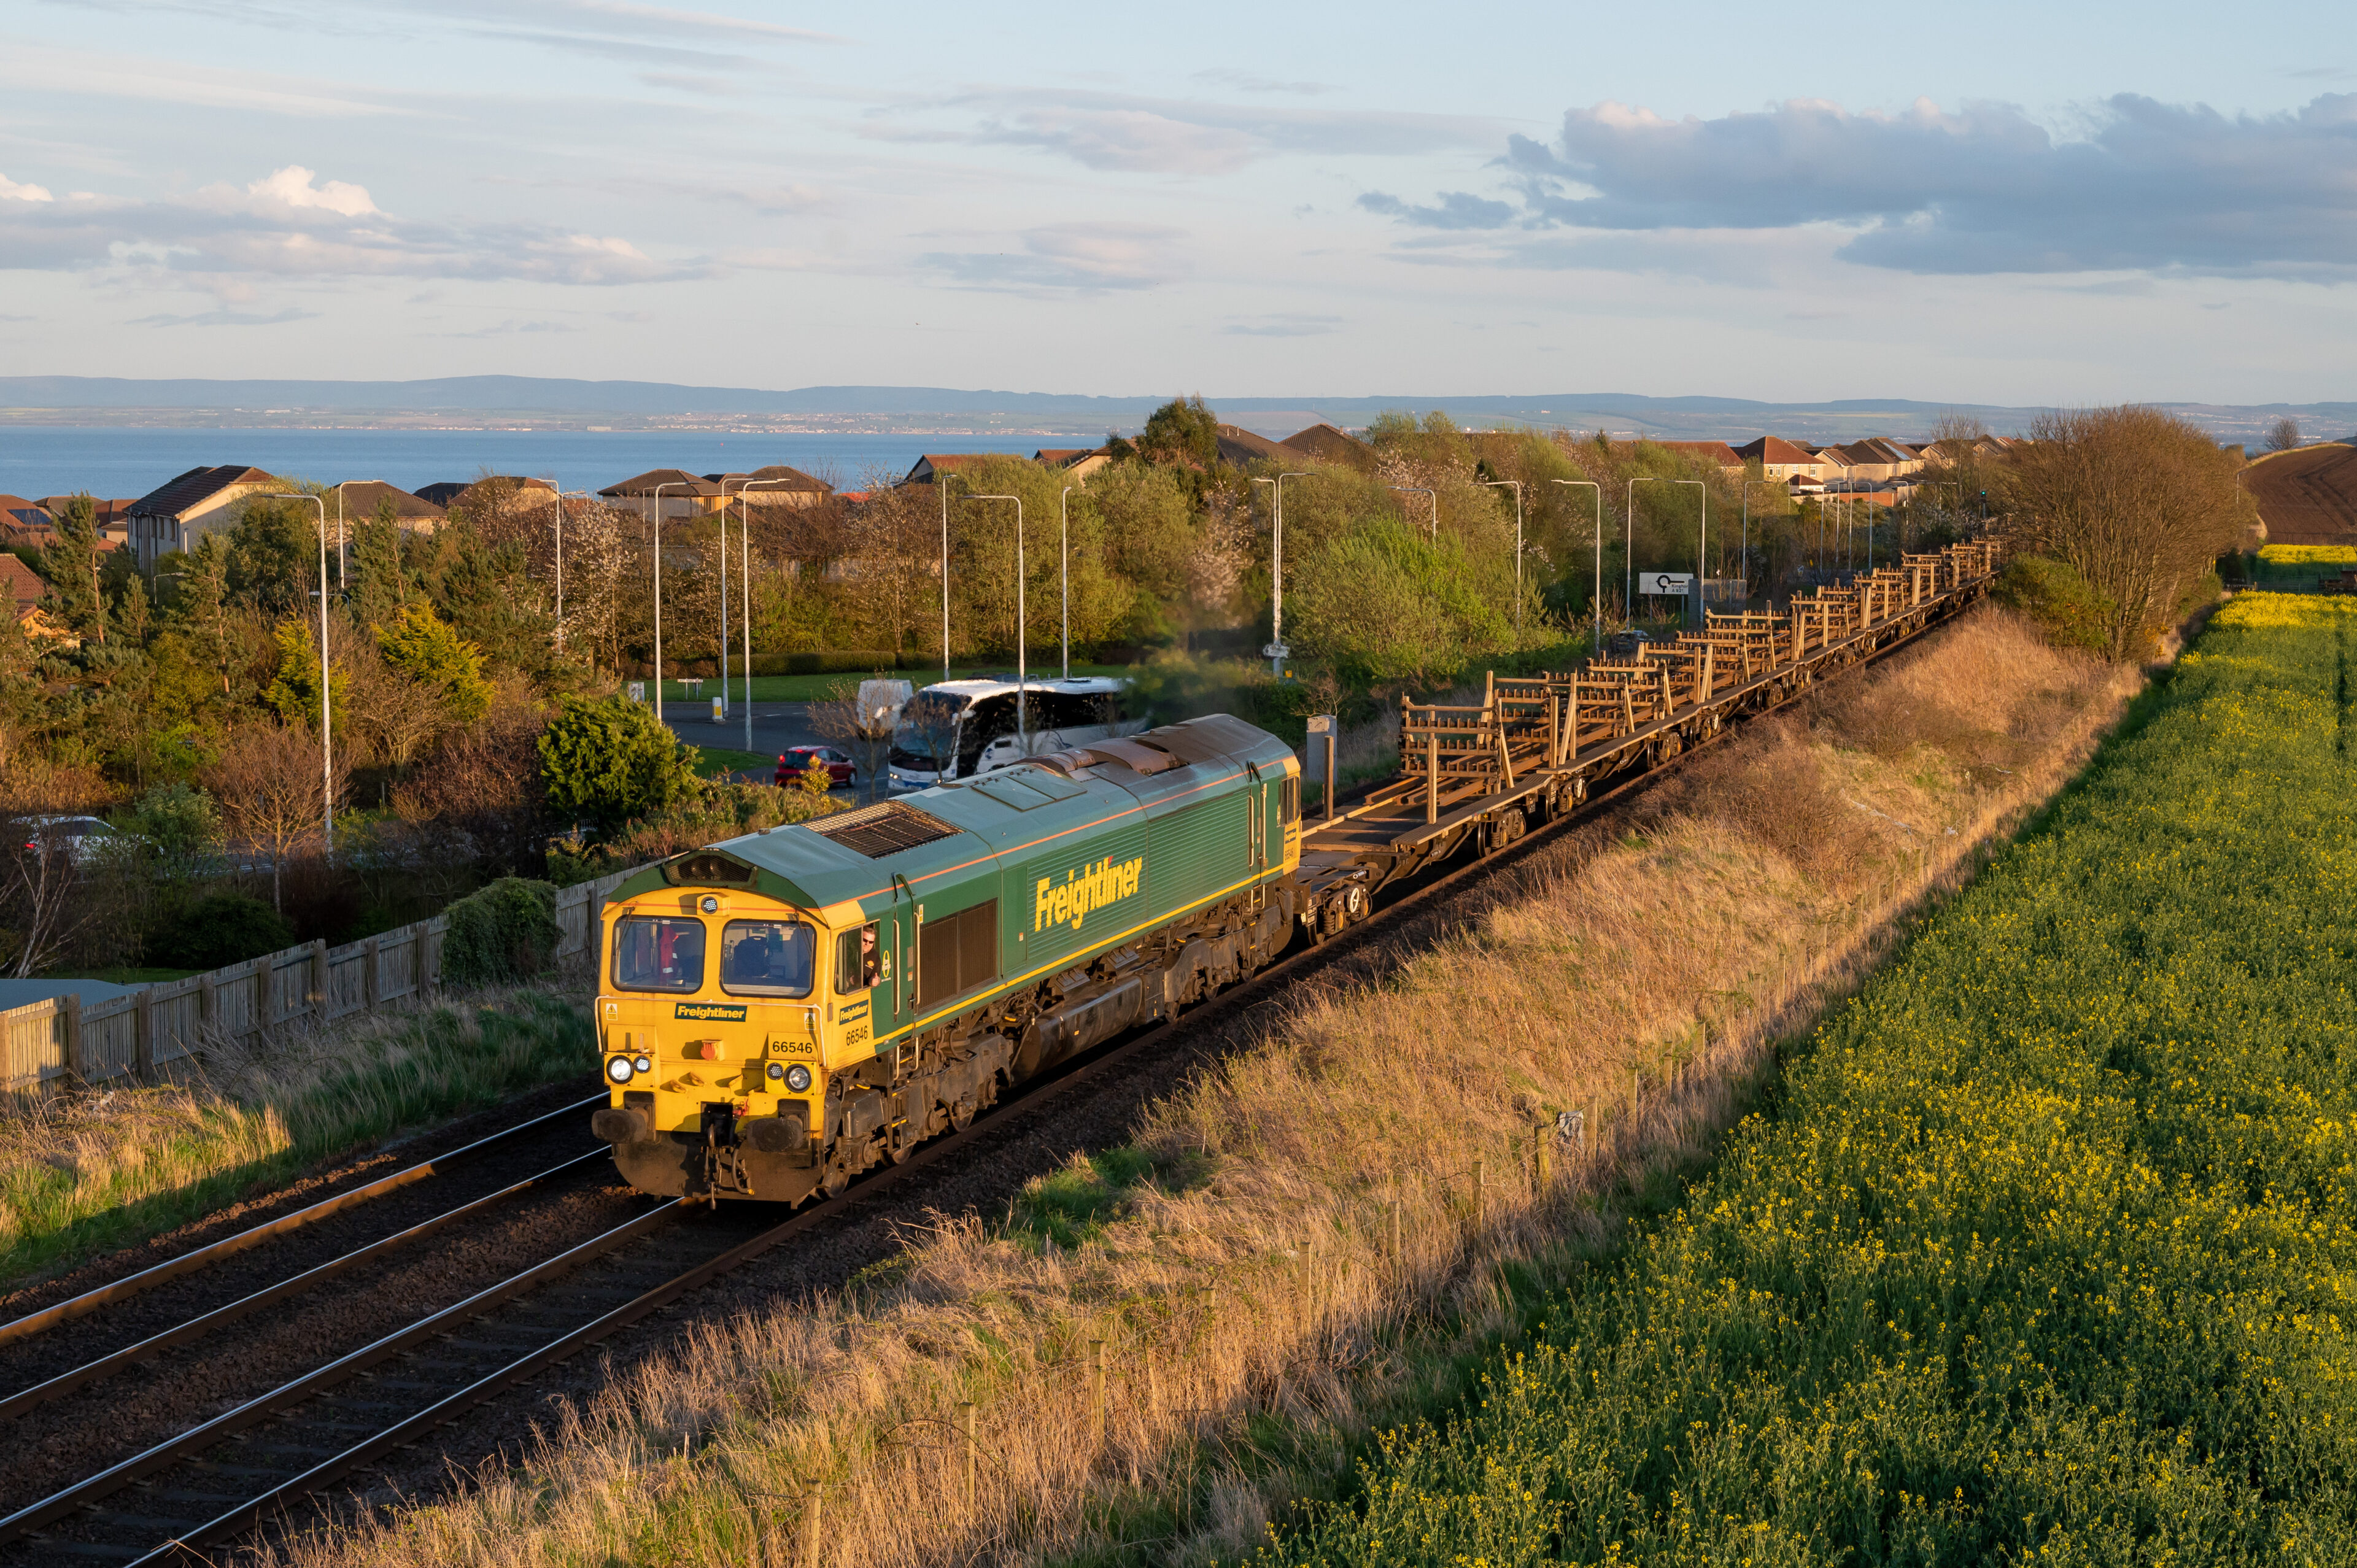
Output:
[{"xmin": 592, "ymin": 866, "xmax": 879, "ymax": 1203}]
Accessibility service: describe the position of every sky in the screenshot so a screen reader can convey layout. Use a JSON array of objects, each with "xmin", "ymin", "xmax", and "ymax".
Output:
[{"xmin": 0, "ymin": 0, "xmax": 2351, "ymax": 407}]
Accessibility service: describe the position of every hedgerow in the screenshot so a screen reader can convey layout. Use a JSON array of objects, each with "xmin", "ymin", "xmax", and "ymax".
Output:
[{"xmin": 1266, "ymin": 590, "xmax": 2357, "ymax": 1564}]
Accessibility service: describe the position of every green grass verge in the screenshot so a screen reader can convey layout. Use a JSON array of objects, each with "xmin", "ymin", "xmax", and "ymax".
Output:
[
  {"xmin": 0, "ymin": 991, "xmax": 597, "ymax": 1290},
  {"xmin": 1260, "ymin": 590, "xmax": 2357, "ymax": 1564},
  {"xmin": 691, "ymin": 746, "xmax": 778, "ymax": 780}
]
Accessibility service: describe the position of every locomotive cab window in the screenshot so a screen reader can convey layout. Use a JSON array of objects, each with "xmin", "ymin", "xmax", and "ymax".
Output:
[
  {"xmin": 718, "ymin": 920, "xmax": 815, "ymax": 997},
  {"xmin": 835, "ymin": 922, "xmax": 881, "ymax": 994},
  {"xmin": 1282, "ymin": 776, "xmax": 1299, "ymax": 825},
  {"xmin": 613, "ymin": 916, "xmax": 706, "ymax": 993}
]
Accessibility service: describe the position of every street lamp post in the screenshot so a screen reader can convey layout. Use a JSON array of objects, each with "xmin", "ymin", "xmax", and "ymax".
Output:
[
  {"xmin": 966, "ymin": 494, "xmax": 1026, "ymax": 756},
  {"xmin": 1058, "ymin": 485, "xmax": 1072, "ymax": 681},
  {"xmin": 733, "ymin": 477, "xmax": 802, "ymax": 754},
  {"xmin": 1250, "ymin": 470, "xmax": 1309, "ymax": 678},
  {"xmin": 1480, "ymin": 479, "xmax": 1525, "ymax": 632},
  {"xmin": 938, "ymin": 471, "xmax": 961, "ymax": 684},
  {"xmin": 650, "ymin": 480, "xmax": 691, "ymax": 723},
  {"xmin": 1550, "ymin": 480, "xmax": 1603, "ymax": 653},
  {"xmin": 1741, "ymin": 480, "xmax": 1781, "ymax": 607},
  {"xmin": 265, "ymin": 493, "xmax": 334, "ymax": 863},
  {"xmin": 1388, "ymin": 485, "xmax": 1438, "ymax": 540}
]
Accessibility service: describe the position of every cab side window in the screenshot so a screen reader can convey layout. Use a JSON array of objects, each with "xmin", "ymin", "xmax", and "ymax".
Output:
[
  {"xmin": 1282, "ymin": 776, "xmax": 1299, "ymax": 825},
  {"xmin": 835, "ymin": 922, "xmax": 881, "ymax": 994}
]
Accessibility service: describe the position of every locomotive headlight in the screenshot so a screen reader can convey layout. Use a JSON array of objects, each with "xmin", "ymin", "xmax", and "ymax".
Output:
[
  {"xmin": 607, "ymin": 1056, "xmax": 633, "ymax": 1083},
  {"xmin": 766, "ymin": 1062, "xmax": 784, "ymax": 1082},
  {"xmin": 633, "ymin": 1054, "xmax": 652, "ymax": 1075},
  {"xmin": 784, "ymin": 1064, "xmax": 813, "ymax": 1093}
]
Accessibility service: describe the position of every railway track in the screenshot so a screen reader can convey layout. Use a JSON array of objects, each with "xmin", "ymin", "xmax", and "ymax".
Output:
[{"xmin": 0, "ymin": 593, "xmax": 1982, "ymax": 1567}]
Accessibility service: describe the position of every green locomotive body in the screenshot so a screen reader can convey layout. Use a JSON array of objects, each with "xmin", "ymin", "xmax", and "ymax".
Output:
[{"xmin": 594, "ymin": 714, "xmax": 1303, "ymax": 1203}]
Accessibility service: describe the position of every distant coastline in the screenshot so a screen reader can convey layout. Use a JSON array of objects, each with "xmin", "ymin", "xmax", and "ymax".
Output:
[{"xmin": 0, "ymin": 376, "xmax": 2348, "ymax": 446}]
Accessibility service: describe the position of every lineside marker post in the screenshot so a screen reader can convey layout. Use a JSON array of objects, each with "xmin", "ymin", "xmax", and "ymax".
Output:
[
  {"xmin": 799, "ymin": 1480, "xmax": 822, "ymax": 1568},
  {"xmin": 958, "ymin": 1402, "xmax": 977, "ymax": 1507},
  {"xmin": 1089, "ymin": 1339, "xmax": 1107, "ymax": 1449}
]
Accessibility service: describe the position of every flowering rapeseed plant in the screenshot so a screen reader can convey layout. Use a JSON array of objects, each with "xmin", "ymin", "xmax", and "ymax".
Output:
[{"xmin": 1265, "ymin": 593, "xmax": 2357, "ymax": 1564}]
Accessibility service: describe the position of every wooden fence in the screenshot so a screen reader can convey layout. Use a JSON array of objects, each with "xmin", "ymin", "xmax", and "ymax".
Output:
[{"xmin": 0, "ymin": 868, "xmax": 635, "ymax": 1103}]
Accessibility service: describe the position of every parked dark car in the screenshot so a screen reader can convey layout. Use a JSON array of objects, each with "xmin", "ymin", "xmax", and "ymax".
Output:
[{"xmin": 776, "ymin": 746, "xmax": 854, "ymax": 788}]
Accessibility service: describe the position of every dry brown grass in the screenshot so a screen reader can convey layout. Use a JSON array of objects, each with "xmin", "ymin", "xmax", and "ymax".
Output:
[{"xmin": 281, "ymin": 608, "xmax": 2136, "ymax": 1568}]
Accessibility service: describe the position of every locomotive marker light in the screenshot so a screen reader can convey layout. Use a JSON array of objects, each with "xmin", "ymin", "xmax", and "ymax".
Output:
[{"xmin": 785, "ymin": 1064, "xmax": 812, "ymax": 1092}]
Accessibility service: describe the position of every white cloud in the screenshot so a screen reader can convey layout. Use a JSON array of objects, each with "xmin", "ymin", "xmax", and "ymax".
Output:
[
  {"xmin": 0, "ymin": 173, "xmax": 55, "ymax": 203},
  {"xmin": 918, "ymin": 223, "xmax": 1188, "ymax": 294},
  {"xmin": 246, "ymin": 165, "xmax": 377, "ymax": 216}
]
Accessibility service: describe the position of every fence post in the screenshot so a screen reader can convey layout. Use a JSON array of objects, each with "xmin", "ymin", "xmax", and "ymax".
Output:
[
  {"xmin": 60, "ymin": 994, "xmax": 81, "ymax": 1086},
  {"xmin": 199, "ymin": 970, "xmax": 217, "ymax": 1033},
  {"xmin": 134, "ymin": 987, "xmax": 155, "ymax": 1083},
  {"xmin": 309, "ymin": 939, "xmax": 330, "ymax": 1022},
  {"xmin": 363, "ymin": 937, "xmax": 382, "ymax": 1010}
]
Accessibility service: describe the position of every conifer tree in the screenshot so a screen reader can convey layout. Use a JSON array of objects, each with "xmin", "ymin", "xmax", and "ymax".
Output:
[{"xmin": 39, "ymin": 492, "xmax": 106, "ymax": 644}]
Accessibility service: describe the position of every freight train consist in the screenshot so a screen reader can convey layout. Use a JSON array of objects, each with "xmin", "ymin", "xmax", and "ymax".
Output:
[{"xmin": 591, "ymin": 543, "xmax": 2003, "ymax": 1202}]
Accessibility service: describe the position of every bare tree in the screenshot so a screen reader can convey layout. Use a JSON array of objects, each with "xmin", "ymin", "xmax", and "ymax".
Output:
[
  {"xmin": 204, "ymin": 724, "xmax": 348, "ymax": 911},
  {"xmin": 2003, "ymin": 406, "xmax": 2257, "ymax": 661},
  {"xmin": 2265, "ymin": 415, "xmax": 2302, "ymax": 454},
  {"xmin": 0, "ymin": 828, "xmax": 92, "ymax": 977},
  {"xmin": 807, "ymin": 677, "xmax": 902, "ymax": 805}
]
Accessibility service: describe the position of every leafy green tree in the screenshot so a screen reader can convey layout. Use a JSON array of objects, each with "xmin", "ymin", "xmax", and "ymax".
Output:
[
  {"xmin": 166, "ymin": 535, "xmax": 240, "ymax": 697},
  {"xmin": 263, "ymin": 617, "xmax": 349, "ymax": 732},
  {"xmin": 227, "ymin": 497, "xmax": 311, "ymax": 615},
  {"xmin": 352, "ymin": 496, "xmax": 408, "ymax": 630},
  {"xmin": 1134, "ymin": 395, "xmax": 1221, "ymax": 468},
  {"xmin": 433, "ymin": 524, "xmax": 555, "ymax": 680},
  {"xmin": 377, "ymin": 601, "xmax": 492, "ymax": 724},
  {"xmin": 537, "ymin": 693, "xmax": 699, "ymax": 830},
  {"xmin": 1288, "ymin": 517, "xmax": 1514, "ymax": 685},
  {"xmin": 1994, "ymin": 555, "xmax": 2113, "ymax": 654},
  {"xmin": 39, "ymin": 493, "xmax": 106, "ymax": 644}
]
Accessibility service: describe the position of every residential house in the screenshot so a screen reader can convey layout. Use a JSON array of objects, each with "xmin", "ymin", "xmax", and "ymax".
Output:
[
  {"xmin": 703, "ymin": 465, "xmax": 836, "ymax": 509},
  {"xmin": 126, "ymin": 465, "xmax": 279, "ymax": 572},
  {"xmin": 0, "ymin": 555, "xmax": 74, "ymax": 646},
  {"xmin": 1655, "ymin": 441, "xmax": 1745, "ymax": 474},
  {"xmin": 1033, "ymin": 447, "xmax": 1115, "ymax": 481},
  {"xmin": 332, "ymin": 480, "xmax": 449, "ymax": 535},
  {"xmin": 1279, "ymin": 423, "xmax": 1377, "ymax": 471},
  {"xmin": 1214, "ymin": 424, "xmax": 1291, "ymax": 467},
  {"xmin": 0, "ymin": 495, "xmax": 53, "ymax": 550},
  {"xmin": 600, "ymin": 469, "xmax": 723, "ymax": 520},
  {"xmin": 1829, "ymin": 439, "xmax": 1924, "ymax": 481},
  {"xmin": 900, "ymin": 455, "xmax": 1000, "ymax": 486},
  {"xmin": 1732, "ymin": 437, "xmax": 1841, "ymax": 484}
]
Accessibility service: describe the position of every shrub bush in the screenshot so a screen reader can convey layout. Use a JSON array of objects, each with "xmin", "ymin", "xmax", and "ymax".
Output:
[
  {"xmin": 149, "ymin": 892, "xmax": 295, "ymax": 969},
  {"xmin": 536, "ymin": 693, "xmax": 700, "ymax": 832},
  {"xmin": 1994, "ymin": 552, "xmax": 2113, "ymax": 654},
  {"xmin": 439, "ymin": 876, "xmax": 560, "ymax": 986}
]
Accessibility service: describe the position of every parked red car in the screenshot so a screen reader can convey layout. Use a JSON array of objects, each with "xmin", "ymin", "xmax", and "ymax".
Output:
[{"xmin": 776, "ymin": 746, "xmax": 855, "ymax": 788}]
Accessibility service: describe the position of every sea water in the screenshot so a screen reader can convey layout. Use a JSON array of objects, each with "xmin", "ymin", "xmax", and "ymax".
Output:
[{"xmin": 0, "ymin": 428, "xmax": 1104, "ymax": 502}]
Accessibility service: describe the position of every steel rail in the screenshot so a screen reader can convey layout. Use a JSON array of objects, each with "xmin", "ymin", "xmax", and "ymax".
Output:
[
  {"xmin": 0, "ymin": 1148, "xmax": 611, "ymax": 1424},
  {"xmin": 0, "ymin": 1196, "xmax": 683, "ymax": 1550},
  {"xmin": 0, "ymin": 1092, "xmax": 607, "ymax": 1350},
  {"xmin": 29, "ymin": 580, "xmax": 1990, "ymax": 1567}
]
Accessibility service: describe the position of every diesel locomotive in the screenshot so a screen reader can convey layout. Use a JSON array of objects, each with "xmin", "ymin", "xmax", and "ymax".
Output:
[{"xmin": 590, "ymin": 714, "xmax": 1303, "ymax": 1203}]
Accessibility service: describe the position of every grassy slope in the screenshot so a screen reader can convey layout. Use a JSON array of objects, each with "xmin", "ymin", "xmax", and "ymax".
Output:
[
  {"xmin": 1268, "ymin": 590, "xmax": 2357, "ymax": 1564},
  {"xmin": 288, "ymin": 608, "xmax": 2144, "ymax": 1568},
  {"xmin": 0, "ymin": 990, "xmax": 595, "ymax": 1290}
]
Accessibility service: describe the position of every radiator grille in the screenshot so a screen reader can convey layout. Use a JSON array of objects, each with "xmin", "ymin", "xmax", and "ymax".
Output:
[{"xmin": 805, "ymin": 801, "xmax": 964, "ymax": 859}]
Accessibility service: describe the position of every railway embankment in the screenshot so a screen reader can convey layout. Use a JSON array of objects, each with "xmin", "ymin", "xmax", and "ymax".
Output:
[{"xmin": 276, "ymin": 604, "xmax": 2143, "ymax": 1568}]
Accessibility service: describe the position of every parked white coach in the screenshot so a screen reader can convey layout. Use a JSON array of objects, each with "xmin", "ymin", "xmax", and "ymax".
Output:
[{"xmin": 885, "ymin": 676, "xmax": 1142, "ymax": 791}]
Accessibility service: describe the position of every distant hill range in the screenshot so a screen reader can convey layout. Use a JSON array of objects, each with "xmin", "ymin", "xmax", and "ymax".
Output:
[{"xmin": 0, "ymin": 376, "xmax": 2348, "ymax": 447}]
